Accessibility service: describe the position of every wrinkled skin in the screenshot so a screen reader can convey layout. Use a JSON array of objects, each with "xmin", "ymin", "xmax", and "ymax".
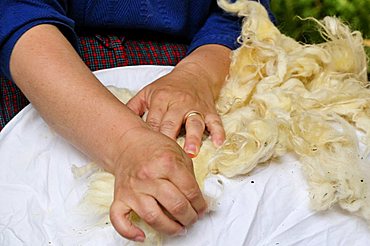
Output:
[
  {"xmin": 110, "ymin": 127, "xmax": 207, "ymax": 241},
  {"xmin": 127, "ymin": 65, "xmax": 226, "ymax": 158},
  {"xmin": 10, "ymin": 24, "xmax": 230, "ymax": 242}
]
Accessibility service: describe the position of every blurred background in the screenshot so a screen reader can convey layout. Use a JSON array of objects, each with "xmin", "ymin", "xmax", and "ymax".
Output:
[{"xmin": 270, "ymin": 0, "xmax": 370, "ymax": 75}]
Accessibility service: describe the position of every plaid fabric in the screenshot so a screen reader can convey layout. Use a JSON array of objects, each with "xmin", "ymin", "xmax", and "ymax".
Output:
[
  {"xmin": 0, "ymin": 33, "xmax": 188, "ymax": 131},
  {"xmin": 0, "ymin": 79, "xmax": 29, "ymax": 129}
]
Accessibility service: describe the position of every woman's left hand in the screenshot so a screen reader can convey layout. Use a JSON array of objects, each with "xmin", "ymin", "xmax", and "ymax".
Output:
[
  {"xmin": 127, "ymin": 65, "xmax": 224, "ymax": 157},
  {"xmin": 128, "ymin": 44, "xmax": 231, "ymax": 157}
]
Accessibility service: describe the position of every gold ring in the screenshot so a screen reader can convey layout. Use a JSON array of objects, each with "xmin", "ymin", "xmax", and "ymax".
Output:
[{"xmin": 183, "ymin": 110, "xmax": 205, "ymax": 124}]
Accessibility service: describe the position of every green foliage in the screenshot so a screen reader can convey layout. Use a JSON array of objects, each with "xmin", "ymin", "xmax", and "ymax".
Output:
[
  {"xmin": 271, "ymin": 0, "xmax": 370, "ymax": 41},
  {"xmin": 270, "ymin": 0, "xmax": 370, "ymax": 73}
]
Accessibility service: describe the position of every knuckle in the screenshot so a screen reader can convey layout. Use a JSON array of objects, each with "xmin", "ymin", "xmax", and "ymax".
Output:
[
  {"xmin": 142, "ymin": 210, "xmax": 161, "ymax": 226},
  {"xmin": 158, "ymin": 150, "xmax": 177, "ymax": 163},
  {"xmin": 180, "ymin": 94, "xmax": 193, "ymax": 103},
  {"xmin": 154, "ymin": 89, "xmax": 170, "ymax": 100},
  {"xmin": 146, "ymin": 151, "xmax": 179, "ymax": 175},
  {"xmin": 170, "ymin": 199, "xmax": 189, "ymax": 216},
  {"xmin": 206, "ymin": 116, "xmax": 222, "ymax": 126},
  {"xmin": 146, "ymin": 118, "xmax": 161, "ymax": 130},
  {"xmin": 152, "ymin": 150, "xmax": 183, "ymax": 173},
  {"xmin": 137, "ymin": 166, "xmax": 154, "ymax": 180},
  {"xmin": 170, "ymin": 91, "xmax": 192, "ymax": 103},
  {"xmin": 159, "ymin": 156, "xmax": 177, "ymax": 172},
  {"xmin": 185, "ymin": 188, "xmax": 201, "ymax": 202},
  {"xmin": 160, "ymin": 120, "xmax": 177, "ymax": 132}
]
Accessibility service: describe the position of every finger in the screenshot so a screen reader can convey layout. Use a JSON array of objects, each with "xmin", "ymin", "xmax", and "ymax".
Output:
[
  {"xmin": 205, "ymin": 113, "xmax": 225, "ymax": 147},
  {"xmin": 145, "ymin": 100, "xmax": 167, "ymax": 131},
  {"xmin": 110, "ymin": 199, "xmax": 146, "ymax": 242},
  {"xmin": 159, "ymin": 109, "xmax": 183, "ymax": 140},
  {"xmin": 164, "ymin": 158, "xmax": 208, "ymax": 218},
  {"xmin": 132, "ymin": 194, "xmax": 186, "ymax": 236},
  {"xmin": 127, "ymin": 91, "xmax": 147, "ymax": 116},
  {"xmin": 183, "ymin": 114, "xmax": 206, "ymax": 158},
  {"xmin": 139, "ymin": 179, "xmax": 198, "ymax": 226}
]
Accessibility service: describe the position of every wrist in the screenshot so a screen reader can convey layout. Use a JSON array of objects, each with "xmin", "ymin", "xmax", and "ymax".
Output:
[
  {"xmin": 102, "ymin": 117, "xmax": 150, "ymax": 174},
  {"xmin": 174, "ymin": 61, "xmax": 213, "ymax": 89},
  {"xmin": 176, "ymin": 44, "xmax": 231, "ymax": 99}
]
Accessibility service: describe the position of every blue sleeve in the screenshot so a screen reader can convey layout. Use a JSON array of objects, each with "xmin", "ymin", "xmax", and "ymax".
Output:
[
  {"xmin": 187, "ymin": 0, "xmax": 276, "ymax": 53},
  {"xmin": 0, "ymin": 0, "xmax": 77, "ymax": 80}
]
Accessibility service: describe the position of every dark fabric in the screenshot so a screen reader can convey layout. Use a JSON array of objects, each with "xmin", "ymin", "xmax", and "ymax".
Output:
[
  {"xmin": 0, "ymin": 0, "xmax": 265, "ymax": 78},
  {"xmin": 0, "ymin": 78, "xmax": 29, "ymax": 130},
  {"xmin": 79, "ymin": 33, "xmax": 187, "ymax": 71},
  {"xmin": 0, "ymin": 35, "xmax": 188, "ymax": 131}
]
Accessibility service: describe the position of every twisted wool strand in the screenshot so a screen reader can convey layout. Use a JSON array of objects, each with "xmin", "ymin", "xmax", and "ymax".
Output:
[{"xmin": 75, "ymin": 0, "xmax": 370, "ymax": 243}]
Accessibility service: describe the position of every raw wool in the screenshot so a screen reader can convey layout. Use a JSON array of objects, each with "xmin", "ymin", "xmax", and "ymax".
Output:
[
  {"xmin": 217, "ymin": 0, "xmax": 370, "ymax": 219},
  {"xmin": 74, "ymin": 0, "xmax": 370, "ymax": 242}
]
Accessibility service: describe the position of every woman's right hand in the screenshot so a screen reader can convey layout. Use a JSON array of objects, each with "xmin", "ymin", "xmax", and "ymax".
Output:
[
  {"xmin": 9, "ymin": 24, "xmax": 207, "ymax": 242},
  {"xmin": 110, "ymin": 126, "xmax": 207, "ymax": 242}
]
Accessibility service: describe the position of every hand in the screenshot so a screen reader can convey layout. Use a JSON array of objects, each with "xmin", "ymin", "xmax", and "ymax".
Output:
[
  {"xmin": 109, "ymin": 126, "xmax": 207, "ymax": 242},
  {"xmin": 10, "ymin": 26, "xmax": 224, "ymax": 243},
  {"xmin": 127, "ymin": 66, "xmax": 225, "ymax": 157}
]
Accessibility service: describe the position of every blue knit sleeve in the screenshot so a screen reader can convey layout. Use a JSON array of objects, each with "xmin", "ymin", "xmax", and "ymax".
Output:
[
  {"xmin": 187, "ymin": 0, "xmax": 275, "ymax": 53},
  {"xmin": 0, "ymin": 0, "xmax": 77, "ymax": 80}
]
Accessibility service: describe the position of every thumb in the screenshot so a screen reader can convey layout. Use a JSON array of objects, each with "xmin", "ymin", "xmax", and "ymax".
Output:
[
  {"xmin": 110, "ymin": 200, "xmax": 146, "ymax": 242},
  {"xmin": 127, "ymin": 92, "xmax": 147, "ymax": 116}
]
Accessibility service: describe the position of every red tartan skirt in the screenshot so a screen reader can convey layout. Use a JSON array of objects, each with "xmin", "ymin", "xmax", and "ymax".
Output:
[{"xmin": 0, "ymin": 33, "xmax": 188, "ymax": 131}]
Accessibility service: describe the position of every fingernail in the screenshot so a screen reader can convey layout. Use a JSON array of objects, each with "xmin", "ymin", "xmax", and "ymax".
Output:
[
  {"xmin": 215, "ymin": 139, "xmax": 224, "ymax": 147},
  {"xmin": 178, "ymin": 227, "xmax": 187, "ymax": 236},
  {"xmin": 185, "ymin": 144, "xmax": 198, "ymax": 158},
  {"xmin": 199, "ymin": 211, "xmax": 205, "ymax": 219},
  {"xmin": 134, "ymin": 235, "xmax": 145, "ymax": 242}
]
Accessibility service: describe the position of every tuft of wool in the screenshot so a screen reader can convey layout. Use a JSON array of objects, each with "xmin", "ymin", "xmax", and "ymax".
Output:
[
  {"xmin": 216, "ymin": 0, "xmax": 370, "ymax": 218},
  {"xmin": 74, "ymin": 0, "xmax": 370, "ymax": 243}
]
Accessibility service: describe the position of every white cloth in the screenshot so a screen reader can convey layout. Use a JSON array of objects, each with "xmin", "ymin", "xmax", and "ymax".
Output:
[{"xmin": 0, "ymin": 66, "xmax": 369, "ymax": 245}]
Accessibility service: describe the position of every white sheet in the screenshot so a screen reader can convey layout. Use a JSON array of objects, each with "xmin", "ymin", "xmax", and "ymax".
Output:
[{"xmin": 1, "ymin": 65, "xmax": 369, "ymax": 246}]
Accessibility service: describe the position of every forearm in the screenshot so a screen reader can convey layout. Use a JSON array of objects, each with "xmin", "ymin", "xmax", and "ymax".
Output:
[
  {"xmin": 9, "ymin": 24, "xmax": 146, "ymax": 172},
  {"xmin": 175, "ymin": 44, "xmax": 231, "ymax": 100}
]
